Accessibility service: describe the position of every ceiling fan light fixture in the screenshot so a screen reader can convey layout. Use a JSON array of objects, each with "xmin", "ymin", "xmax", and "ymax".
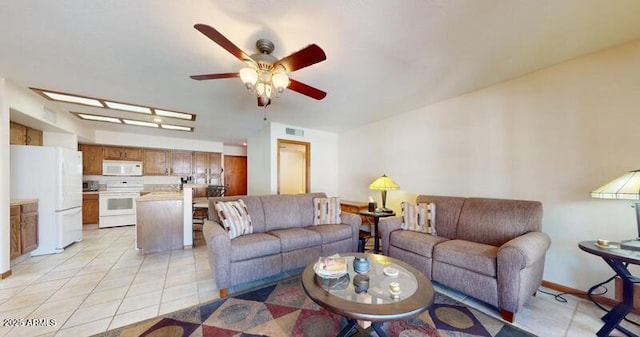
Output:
[
  {"xmin": 240, "ymin": 67, "xmax": 258, "ymax": 87},
  {"xmin": 272, "ymin": 72, "xmax": 289, "ymax": 94}
]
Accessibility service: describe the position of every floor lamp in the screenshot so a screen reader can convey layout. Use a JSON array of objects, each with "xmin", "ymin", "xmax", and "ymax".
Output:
[{"xmin": 591, "ymin": 169, "xmax": 640, "ymax": 248}]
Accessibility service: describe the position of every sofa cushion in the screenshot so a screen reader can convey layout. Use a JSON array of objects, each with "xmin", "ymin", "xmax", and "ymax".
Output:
[
  {"xmin": 433, "ymin": 239, "xmax": 499, "ymax": 277},
  {"xmin": 389, "ymin": 230, "xmax": 449, "ymax": 258},
  {"xmin": 261, "ymin": 194, "xmax": 304, "ymax": 231},
  {"xmin": 313, "ymin": 197, "xmax": 341, "ymax": 225},
  {"xmin": 209, "ymin": 196, "xmax": 266, "ymax": 233},
  {"xmin": 401, "ymin": 202, "xmax": 436, "ymax": 234},
  {"xmin": 455, "ymin": 198, "xmax": 543, "ymax": 246},
  {"xmin": 306, "ymin": 224, "xmax": 353, "ymax": 244},
  {"xmin": 214, "ymin": 199, "xmax": 253, "ymax": 239},
  {"xmin": 269, "ymin": 228, "xmax": 322, "ymax": 252},
  {"xmin": 230, "ymin": 233, "xmax": 281, "ymax": 261},
  {"xmin": 416, "ymin": 195, "xmax": 466, "ymax": 240}
]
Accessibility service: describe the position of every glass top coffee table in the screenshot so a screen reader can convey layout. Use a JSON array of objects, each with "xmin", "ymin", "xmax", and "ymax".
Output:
[{"xmin": 301, "ymin": 253, "xmax": 434, "ymax": 337}]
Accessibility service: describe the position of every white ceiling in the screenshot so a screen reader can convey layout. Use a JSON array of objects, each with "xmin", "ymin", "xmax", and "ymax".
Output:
[{"xmin": 2, "ymin": 1, "xmax": 640, "ymax": 146}]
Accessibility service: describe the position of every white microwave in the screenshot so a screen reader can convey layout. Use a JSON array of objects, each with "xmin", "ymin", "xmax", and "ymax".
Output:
[{"xmin": 102, "ymin": 160, "xmax": 143, "ymax": 176}]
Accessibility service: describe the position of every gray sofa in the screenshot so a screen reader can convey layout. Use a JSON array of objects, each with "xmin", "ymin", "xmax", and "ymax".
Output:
[
  {"xmin": 379, "ymin": 195, "xmax": 550, "ymax": 322},
  {"xmin": 203, "ymin": 193, "xmax": 361, "ymax": 295}
]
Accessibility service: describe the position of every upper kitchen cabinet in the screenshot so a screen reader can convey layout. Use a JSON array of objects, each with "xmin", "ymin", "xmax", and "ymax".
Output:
[
  {"xmin": 10, "ymin": 122, "xmax": 43, "ymax": 146},
  {"xmin": 192, "ymin": 152, "xmax": 222, "ymax": 197},
  {"xmin": 78, "ymin": 144, "xmax": 103, "ymax": 175},
  {"xmin": 103, "ymin": 146, "xmax": 142, "ymax": 161},
  {"xmin": 143, "ymin": 149, "xmax": 170, "ymax": 175},
  {"xmin": 193, "ymin": 152, "xmax": 221, "ymax": 177},
  {"xmin": 171, "ymin": 151, "xmax": 192, "ymax": 176}
]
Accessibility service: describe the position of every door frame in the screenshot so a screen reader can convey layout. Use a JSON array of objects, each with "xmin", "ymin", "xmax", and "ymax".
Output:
[{"xmin": 277, "ymin": 139, "xmax": 310, "ymax": 194}]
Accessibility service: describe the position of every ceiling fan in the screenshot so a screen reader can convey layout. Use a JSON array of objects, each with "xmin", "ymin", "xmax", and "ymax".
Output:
[{"xmin": 190, "ymin": 24, "xmax": 327, "ymax": 107}]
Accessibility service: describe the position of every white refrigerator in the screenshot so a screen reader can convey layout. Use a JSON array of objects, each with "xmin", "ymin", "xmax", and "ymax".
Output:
[{"xmin": 10, "ymin": 145, "xmax": 83, "ymax": 255}]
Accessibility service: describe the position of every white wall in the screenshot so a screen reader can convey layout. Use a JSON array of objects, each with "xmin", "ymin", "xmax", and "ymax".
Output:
[
  {"xmin": 246, "ymin": 122, "xmax": 339, "ymax": 196},
  {"xmin": 223, "ymin": 145, "xmax": 247, "ymax": 156},
  {"xmin": 339, "ymin": 39, "xmax": 640, "ymax": 294},
  {"xmin": 94, "ymin": 130, "xmax": 223, "ymax": 153},
  {"xmin": 0, "ymin": 78, "xmax": 9, "ymax": 275},
  {"xmin": 247, "ymin": 126, "xmax": 272, "ymax": 195},
  {"xmin": 270, "ymin": 123, "xmax": 339, "ymax": 196}
]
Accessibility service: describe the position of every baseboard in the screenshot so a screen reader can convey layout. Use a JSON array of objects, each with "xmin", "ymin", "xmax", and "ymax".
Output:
[
  {"xmin": 1, "ymin": 270, "xmax": 11, "ymax": 279},
  {"xmin": 541, "ymin": 279, "xmax": 640, "ymax": 315}
]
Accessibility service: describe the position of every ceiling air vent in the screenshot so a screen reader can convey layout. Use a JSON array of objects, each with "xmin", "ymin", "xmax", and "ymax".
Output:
[{"xmin": 285, "ymin": 128, "xmax": 304, "ymax": 137}]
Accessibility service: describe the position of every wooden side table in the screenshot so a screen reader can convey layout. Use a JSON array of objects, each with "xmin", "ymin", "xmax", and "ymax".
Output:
[
  {"xmin": 359, "ymin": 210, "xmax": 396, "ymax": 254},
  {"xmin": 579, "ymin": 241, "xmax": 640, "ymax": 337},
  {"xmin": 340, "ymin": 201, "xmax": 371, "ymax": 252}
]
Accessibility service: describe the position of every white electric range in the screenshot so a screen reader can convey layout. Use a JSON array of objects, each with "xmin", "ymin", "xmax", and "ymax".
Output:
[{"xmin": 99, "ymin": 178, "xmax": 144, "ymax": 228}]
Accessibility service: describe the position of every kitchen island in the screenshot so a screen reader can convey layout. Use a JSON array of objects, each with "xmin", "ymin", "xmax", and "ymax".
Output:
[
  {"xmin": 136, "ymin": 192, "xmax": 184, "ymax": 254},
  {"xmin": 135, "ymin": 183, "xmax": 208, "ymax": 254}
]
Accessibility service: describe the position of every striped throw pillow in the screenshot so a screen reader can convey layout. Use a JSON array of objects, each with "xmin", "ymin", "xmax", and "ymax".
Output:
[
  {"xmin": 214, "ymin": 199, "xmax": 253, "ymax": 239},
  {"xmin": 313, "ymin": 197, "xmax": 342, "ymax": 225},
  {"xmin": 401, "ymin": 202, "xmax": 436, "ymax": 235}
]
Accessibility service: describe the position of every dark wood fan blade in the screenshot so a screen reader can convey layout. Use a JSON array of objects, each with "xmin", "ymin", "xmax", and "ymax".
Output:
[
  {"xmin": 194, "ymin": 24, "xmax": 254, "ymax": 63},
  {"xmin": 190, "ymin": 73, "xmax": 239, "ymax": 80},
  {"xmin": 273, "ymin": 44, "xmax": 326, "ymax": 72},
  {"xmin": 288, "ymin": 79, "xmax": 327, "ymax": 100}
]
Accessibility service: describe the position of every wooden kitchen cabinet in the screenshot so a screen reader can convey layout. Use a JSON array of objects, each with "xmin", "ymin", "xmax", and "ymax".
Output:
[
  {"xmin": 103, "ymin": 146, "xmax": 142, "ymax": 161},
  {"xmin": 10, "ymin": 206, "xmax": 21, "ymax": 260},
  {"xmin": 10, "ymin": 201, "xmax": 39, "ymax": 260},
  {"xmin": 82, "ymin": 193, "xmax": 99, "ymax": 225},
  {"xmin": 171, "ymin": 150, "xmax": 192, "ymax": 176},
  {"xmin": 20, "ymin": 203, "xmax": 39, "ymax": 253},
  {"xmin": 78, "ymin": 143, "xmax": 103, "ymax": 175},
  {"xmin": 10, "ymin": 122, "xmax": 43, "ymax": 146},
  {"xmin": 143, "ymin": 149, "xmax": 170, "ymax": 175},
  {"xmin": 192, "ymin": 152, "xmax": 222, "ymax": 197}
]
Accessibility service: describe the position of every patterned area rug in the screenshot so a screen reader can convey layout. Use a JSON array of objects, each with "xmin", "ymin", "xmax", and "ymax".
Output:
[{"xmin": 95, "ymin": 276, "xmax": 535, "ymax": 337}]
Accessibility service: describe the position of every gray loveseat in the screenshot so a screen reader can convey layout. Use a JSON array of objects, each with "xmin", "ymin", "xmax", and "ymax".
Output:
[
  {"xmin": 203, "ymin": 193, "xmax": 361, "ymax": 295},
  {"xmin": 379, "ymin": 195, "xmax": 550, "ymax": 322}
]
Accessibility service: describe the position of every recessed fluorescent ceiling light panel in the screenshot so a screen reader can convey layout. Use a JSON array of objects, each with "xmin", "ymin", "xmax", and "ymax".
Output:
[
  {"xmin": 155, "ymin": 109, "xmax": 192, "ymax": 120},
  {"xmin": 42, "ymin": 92, "xmax": 103, "ymax": 107},
  {"xmin": 105, "ymin": 102, "xmax": 152, "ymax": 114},
  {"xmin": 73, "ymin": 112, "xmax": 192, "ymax": 132},
  {"xmin": 161, "ymin": 124, "xmax": 192, "ymax": 131},
  {"xmin": 76, "ymin": 113, "xmax": 122, "ymax": 123},
  {"xmin": 122, "ymin": 119, "xmax": 158, "ymax": 127},
  {"xmin": 30, "ymin": 87, "xmax": 196, "ymax": 121}
]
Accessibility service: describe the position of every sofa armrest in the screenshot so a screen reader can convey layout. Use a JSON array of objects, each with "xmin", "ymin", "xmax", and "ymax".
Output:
[
  {"xmin": 497, "ymin": 231, "xmax": 551, "ymax": 312},
  {"xmin": 341, "ymin": 212, "xmax": 362, "ymax": 252},
  {"xmin": 203, "ymin": 219, "xmax": 231, "ymax": 289},
  {"xmin": 379, "ymin": 216, "xmax": 403, "ymax": 255},
  {"xmin": 498, "ymin": 231, "xmax": 551, "ymax": 269}
]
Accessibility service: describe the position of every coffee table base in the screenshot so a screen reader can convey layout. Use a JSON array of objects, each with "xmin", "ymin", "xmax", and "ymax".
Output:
[{"xmin": 339, "ymin": 319, "xmax": 386, "ymax": 337}]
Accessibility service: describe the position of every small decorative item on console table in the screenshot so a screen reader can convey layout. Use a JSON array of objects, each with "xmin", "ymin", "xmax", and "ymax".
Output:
[{"xmin": 578, "ymin": 241, "xmax": 640, "ymax": 337}]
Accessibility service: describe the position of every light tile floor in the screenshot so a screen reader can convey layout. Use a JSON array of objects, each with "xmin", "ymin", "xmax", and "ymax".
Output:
[{"xmin": 0, "ymin": 225, "xmax": 639, "ymax": 337}]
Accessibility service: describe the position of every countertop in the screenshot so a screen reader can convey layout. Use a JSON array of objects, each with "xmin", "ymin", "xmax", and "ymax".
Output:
[
  {"xmin": 136, "ymin": 191, "xmax": 183, "ymax": 202},
  {"xmin": 82, "ymin": 191, "xmax": 101, "ymax": 195},
  {"xmin": 10, "ymin": 199, "xmax": 39, "ymax": 206}
]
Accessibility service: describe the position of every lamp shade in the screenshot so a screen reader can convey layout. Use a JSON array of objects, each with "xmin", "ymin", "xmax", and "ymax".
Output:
[
  {"xmin": 591, "ymin": 170, "xmax": 640, "ymax": 200},
  {"xmin": 369, "ymin": 174, "xmax": 400, "ymax": 191}
]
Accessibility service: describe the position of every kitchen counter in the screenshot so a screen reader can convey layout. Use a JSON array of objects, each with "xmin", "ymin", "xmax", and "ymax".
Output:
[
  {"xmin": 82, "ymin": 191, "xmax": 101, "ymax": 195},
  {"xmin": 137, "ymin": 191, "xmax": 183, "ymax": 202},
  {"xmin": 10, "ymin": 198, "xmax": 39, "ymax": 206}
]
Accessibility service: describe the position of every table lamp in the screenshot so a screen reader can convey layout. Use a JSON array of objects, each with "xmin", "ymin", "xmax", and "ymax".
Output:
[
  {"xmin": 368, "ymin": 174, "xmax": 400, "ymax": 213},
  {"xmin": 591, "ymin": 169, "xmax": 640, "ymax": 248}
]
